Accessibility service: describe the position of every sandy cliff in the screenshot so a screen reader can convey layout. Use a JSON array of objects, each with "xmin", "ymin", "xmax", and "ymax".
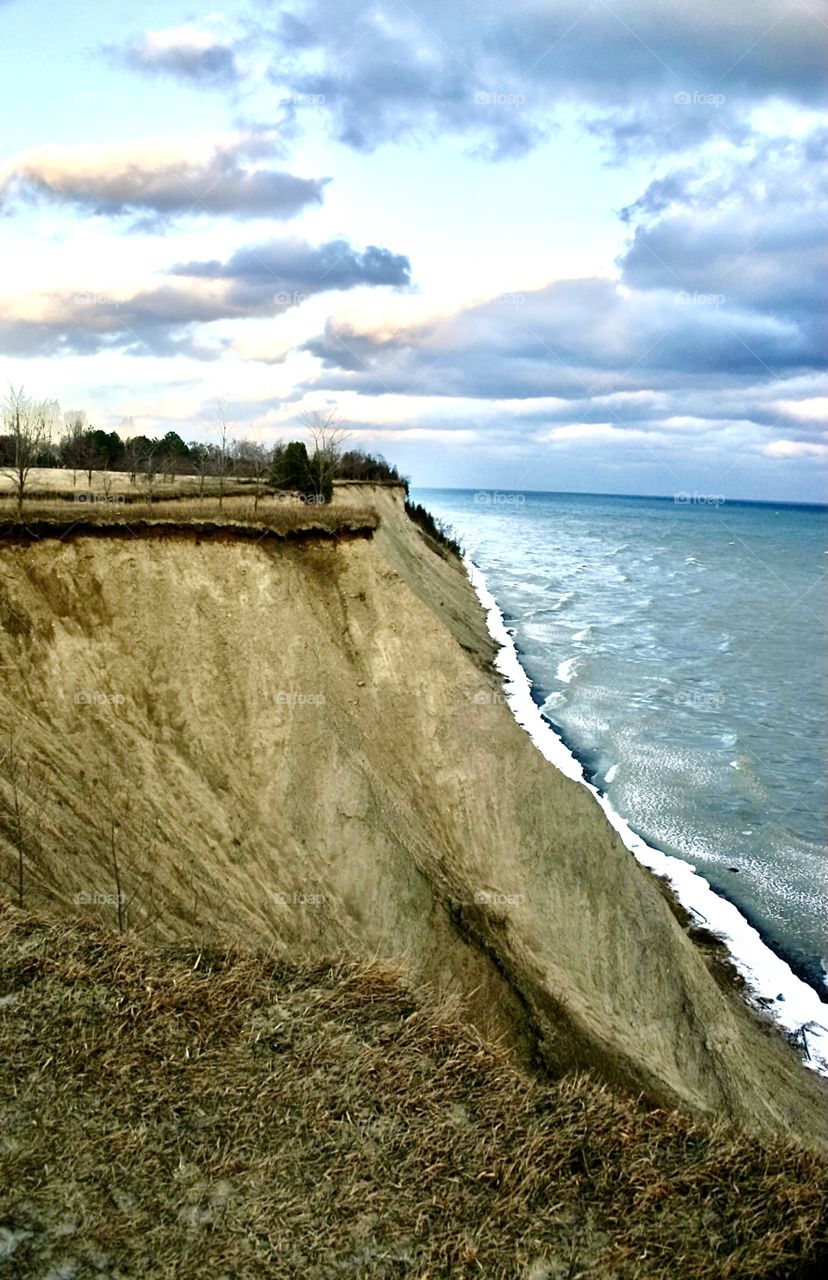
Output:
[{"xmin": 0, "ymin": 482, "xmax": 825, "ymax": 1147}]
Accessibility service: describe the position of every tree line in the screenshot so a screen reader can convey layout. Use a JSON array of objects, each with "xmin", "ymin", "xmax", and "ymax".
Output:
[{"xmin": 0, "ymin": 390, "xmax": 406, "ymax": 513}]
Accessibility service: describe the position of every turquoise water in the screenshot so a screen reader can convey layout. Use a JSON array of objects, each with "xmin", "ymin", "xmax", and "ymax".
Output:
[{"xmin": 414, "ymin": 489, "xmax": 828, "ymax": 994}]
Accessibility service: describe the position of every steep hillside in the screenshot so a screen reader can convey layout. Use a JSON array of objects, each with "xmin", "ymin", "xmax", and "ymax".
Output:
[
  {"xmin": 0, "ymin": 483, "xmax": 825, "ymax": 1148},
  {"xmin": 2, "ymin": 906, "xmax": 826, "ymax": 1280}
]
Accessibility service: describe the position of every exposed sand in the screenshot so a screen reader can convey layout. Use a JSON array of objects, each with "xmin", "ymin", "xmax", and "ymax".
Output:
[{"xmin": 0, "ymin": 481, "xmax": 825, "ymax": 1148}]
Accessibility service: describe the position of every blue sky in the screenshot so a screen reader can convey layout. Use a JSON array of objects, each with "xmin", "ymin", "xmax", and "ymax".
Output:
[{"xmin": 0, "ymin": 0, "xmax": 826, "ymax": 500}]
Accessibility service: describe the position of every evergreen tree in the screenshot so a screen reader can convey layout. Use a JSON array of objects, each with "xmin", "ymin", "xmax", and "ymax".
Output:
[{"xmin": 273, "ymin": 441, "xmax": 311, "ymax": 493}]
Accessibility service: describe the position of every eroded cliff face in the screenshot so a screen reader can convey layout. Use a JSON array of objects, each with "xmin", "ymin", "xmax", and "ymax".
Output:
[{"xmin": 0, "ymin": 484, "xmax": 825, "ymax": 1147}]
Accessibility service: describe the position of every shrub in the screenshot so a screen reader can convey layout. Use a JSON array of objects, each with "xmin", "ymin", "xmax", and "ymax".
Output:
[
  {"xmin": 405, "ymin": 500, "xmax": 462, "ymax": 557},
  {"xmin": 336, "ymin": 448, "xmax": 407, "ymax": 488}
]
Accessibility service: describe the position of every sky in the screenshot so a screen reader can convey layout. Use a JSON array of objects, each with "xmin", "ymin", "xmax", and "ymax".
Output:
[{"xmin": 0, "ymin": 0, "xmax": 826, "ymax": 500}]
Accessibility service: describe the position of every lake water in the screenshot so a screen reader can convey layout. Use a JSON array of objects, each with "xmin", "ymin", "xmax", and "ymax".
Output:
[{"xmin": 414, "ymin": 488, "xmax": 827, "ymax": 996}]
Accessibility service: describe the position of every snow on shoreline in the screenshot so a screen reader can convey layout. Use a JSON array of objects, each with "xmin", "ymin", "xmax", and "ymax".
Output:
[{"xmin": 464, "ymin": 554, "xmax": 828, "ymax": 1077}]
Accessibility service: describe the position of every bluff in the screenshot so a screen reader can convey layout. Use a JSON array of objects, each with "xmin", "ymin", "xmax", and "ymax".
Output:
[{"xmin": 0, "ymin": 483, "xmax": 825, "ymax": 1147}]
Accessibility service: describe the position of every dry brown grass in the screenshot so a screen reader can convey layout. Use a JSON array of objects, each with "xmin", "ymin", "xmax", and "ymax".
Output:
[
  {"xmin": 0, "ymin": 493, "xmax": 378, "ymax": 540},
  {"xmin": 1, "ymin": 904, "xmax": 825, "ymax": 1279}
]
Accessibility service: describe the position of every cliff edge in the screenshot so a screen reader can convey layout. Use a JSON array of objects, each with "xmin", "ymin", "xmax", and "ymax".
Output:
[{"xmin": 0, "ymin": 482, "xmax": 825, "ymax": 1148}]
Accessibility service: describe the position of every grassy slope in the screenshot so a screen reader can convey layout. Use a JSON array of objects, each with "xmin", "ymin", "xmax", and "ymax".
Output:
[{"xmin": 1, "ymin": 904, "xmax": 826, "ymax": 1280}]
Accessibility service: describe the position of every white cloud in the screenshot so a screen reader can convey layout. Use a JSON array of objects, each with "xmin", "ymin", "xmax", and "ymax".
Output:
[
  {"xmin": 761, "ymin": 439, "xmax": 828, "ymax": 458},
  {"xmin": 771, "ymin": 397, "xmax": 828, "ymax": 421}
]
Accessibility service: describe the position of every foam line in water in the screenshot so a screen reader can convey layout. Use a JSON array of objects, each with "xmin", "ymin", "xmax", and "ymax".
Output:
[
  {"xmin": 464, "ymin": 554, "xmax": 828, "ymax": 1077},
  {"xmin": 556, "ymin": 656, "xmax": 580, "ymax": 684}
]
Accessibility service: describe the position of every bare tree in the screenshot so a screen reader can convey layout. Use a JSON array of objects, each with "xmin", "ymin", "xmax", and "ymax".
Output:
[
  {"xmin": 301, "ymin": 407, "xmax": 349, "ymax": 502},
  {"xmin": 123, "ymin": 435, "xmax": 144, "ymax": 486},
  {"xmin": 1, "ymin": 387, "xmax": 58, "ymax": 516},
  {"xmin": 233, "ymin": 438, "xmax": 271, "ymax": 511},
  {"xmin": 79, "ymin": 432, "xmax": 104, "ymax": 488},
  {"xmin": 62, "ymin": 409, "xmax": 88, "ymax": 489},
  {"xmin": 214, "ymin": 400, "xmax": 234, "ymax": 511},
  {"xmin": 187, "ymin": 442, "xmax": 214, "ymax": 498},
  {"xmin": 140, "ymin": 441, "xmax": 161, "ymax": 504},
  {"xmin": 121, "ymin": 435, "xmax": 161, "ymax": 502}
]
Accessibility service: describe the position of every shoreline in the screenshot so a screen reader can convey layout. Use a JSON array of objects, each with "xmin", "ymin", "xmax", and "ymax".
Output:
[
  {"xmin": 535, "ymin": 705, "xmax": 827, "ymax": 1001},
  {"xmin": 464, "ymin": 553, "xmax": 828, "ymax": 1078}
]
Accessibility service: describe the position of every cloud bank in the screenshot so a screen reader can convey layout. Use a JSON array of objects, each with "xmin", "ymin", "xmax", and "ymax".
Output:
[
  {"xmin": 0, "ymin": 237, "xmax": 411, "ymax": 359},
  {"xmin": 251, "ymin": 0, "xmax": 828, "ymax": 156},
  {"xmin": 0, "ymin": 133, "xmax": 327, "ymax": 223}
]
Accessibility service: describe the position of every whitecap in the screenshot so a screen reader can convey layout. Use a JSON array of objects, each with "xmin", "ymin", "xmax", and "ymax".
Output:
[{"xmin": 556, "ymin": 656, "xmax": 580, "ymax": 684}]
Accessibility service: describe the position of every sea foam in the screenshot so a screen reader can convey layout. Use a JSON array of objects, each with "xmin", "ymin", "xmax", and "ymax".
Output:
[{"xmin": 465, "ymin": 554, "xmax": 828, "ymax": 1077}]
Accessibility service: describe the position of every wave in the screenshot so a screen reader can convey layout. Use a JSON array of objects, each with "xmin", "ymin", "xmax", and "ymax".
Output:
[
  {"xmin": 464, "ymin": 553, "xmax": 828, "ymax": 1077},
  {"xmin": 556, "ymin": 656, "xmax": 580, "ymax": 684}
]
